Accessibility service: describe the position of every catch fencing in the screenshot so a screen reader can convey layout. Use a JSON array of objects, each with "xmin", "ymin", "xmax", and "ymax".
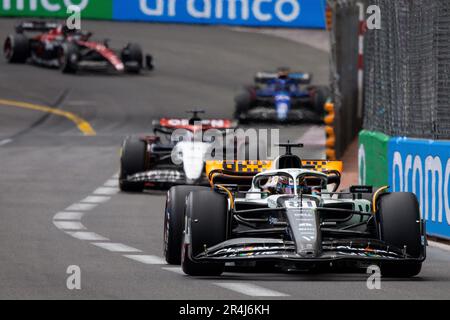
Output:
[
  {"xmin": 364, "ymin": 0, "xmax": 450, "ymax": 140},
  {"xmin": 328, "ymin": 0, "xmax": 450, "ymax": 159}
]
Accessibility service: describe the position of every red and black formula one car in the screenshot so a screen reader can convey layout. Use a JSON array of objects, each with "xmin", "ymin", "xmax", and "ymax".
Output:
[
  {"xmin": 3, "ymin": 21, "xmax": 153, "ymax": 74},
  {"xmin": 119, "ymin": 111, "xmax": 240, "ymax": 192}
]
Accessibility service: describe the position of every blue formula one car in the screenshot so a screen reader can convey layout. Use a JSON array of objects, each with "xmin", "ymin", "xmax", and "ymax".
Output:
[{"xmin": 234, "ymin": 68, "xmax": 330, "ymax": 123}]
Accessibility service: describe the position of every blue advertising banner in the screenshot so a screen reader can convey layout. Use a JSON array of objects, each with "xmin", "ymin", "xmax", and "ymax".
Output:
[
  {"xmin": 113, "ymin": 0, "xmax": 326, "ymax": 28},
  {"xmin": 388, "ymin": 137, "xmax": 450, "ymax": 239}
]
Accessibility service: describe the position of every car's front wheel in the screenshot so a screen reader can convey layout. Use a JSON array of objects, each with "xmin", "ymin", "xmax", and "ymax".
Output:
[
  {"xmin": 181, "ymin": 190, "xmax": 228, "ymax": 276},
  {"xmin": 164, "ymin": 186, "xmax": 209, "ymax": 265},
  {"xmin": 377, "ymin": 192, "xmax": 423, "ymax": 277},
  {"xmin": 59, "ymin": 42, "xmax": 79, "ymax": 74}
]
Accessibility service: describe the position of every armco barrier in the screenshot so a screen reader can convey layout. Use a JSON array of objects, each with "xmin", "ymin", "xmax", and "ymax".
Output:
[
  {"xmin": 0, "ymin": 0, "xmax": 112, "ymax": 19},
  {"xmin": 389, "ymin": 137, "xmax": 450, "ymax": 239},
  {"xmin": 0, "ymin": 1, "xmax": 327, "ymax": 29},
  {"xmin": 358, "ymin": 130, "xmax": 389, "ymax": 188}
]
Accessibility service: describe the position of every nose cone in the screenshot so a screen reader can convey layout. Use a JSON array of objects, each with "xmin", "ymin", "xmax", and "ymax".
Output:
[{"xmin": 181, "ymin": 143, "xmax": 207, "ymax": 182}]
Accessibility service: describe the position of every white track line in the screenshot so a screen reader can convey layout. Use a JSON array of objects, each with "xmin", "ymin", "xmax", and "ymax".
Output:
[
  {"xmin": 104, "ymin": 179, "xmax": 119, "ymax": 187},
  {"xmin": 428, "ymin": 240, "xmax": 450, "ymax": 252},
  {"xmin": 53, "ymin": 211, "xmax": 84, "ymax": 220},
  {"xmin": 92, "ymin": 242, "xmax": 142, "ymax": 253},
  {"xmin": 66, "ymin": 231, "xmax": 109, "ymax": 241},
  {"xmin": 214, "ymin": 283, "xmax": 289, "ymax": 297},
  {"xmin": 81, "ymin": 196, "xmax": 111, "ymax": 204},
  {"xmin": 53, "ymin": 221, "xmax": 86, "ymax": 231},
  {"xmin": 124, "ymin": 255, "xmax": 167, "ymax": 265},
  {"xmin": 0, "ymin": 139, "xmax": 12, "ymax": 146},
  {"xmin": 52, "ymin": 174, "xmax": 294, "ymax": 298},
  {"xmin": 162, "ymin": 267, "xmax": 185, "ymax": 275},
  {"xmin": 66, "ymin": 203, "xmax": 98, "ymax": 211},
  {"xmin": 93, "ymin": 187, "xmax": 118, "ymax": 195}
]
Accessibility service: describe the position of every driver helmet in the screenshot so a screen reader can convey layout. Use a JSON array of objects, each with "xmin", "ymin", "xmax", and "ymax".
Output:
[
  {"xmin": 276, "ymin": 176, "xmax": 295, "ymax": 194},
  {"xmin": 277, "ymin": 67, "xmax": 290, "ymax": 80}
]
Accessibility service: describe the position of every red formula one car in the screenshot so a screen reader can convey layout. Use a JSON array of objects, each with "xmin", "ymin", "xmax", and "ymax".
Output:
[{"xmin": 4, "ymin": 21, "xmax": 153, "ymax": 74}]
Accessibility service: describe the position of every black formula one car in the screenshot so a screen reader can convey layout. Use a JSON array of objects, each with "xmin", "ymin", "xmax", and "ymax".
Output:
[
  {"xmin": 3, "ymin": 21, "xmax": 153, "ymax": 74},
  {"xmin": 234, "ymin": 68, "xmax": 330, "ymax": 123},
  {"xmin": 119, "ymin": 111, "xmax": 239, "ymax": 192},
  {"xmin": 164, "ymin": 144, "xmax": 426, "ymax": 277}
]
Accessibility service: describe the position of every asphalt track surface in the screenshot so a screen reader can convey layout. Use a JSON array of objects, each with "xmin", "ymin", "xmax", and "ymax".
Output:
[{"xmin": 0, "ymin": 19, "xmax": 449, "ymax": 300}]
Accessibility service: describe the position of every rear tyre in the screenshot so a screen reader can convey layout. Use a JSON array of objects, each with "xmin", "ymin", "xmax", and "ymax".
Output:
[
  {"xmin": 122, "ymin": 43, "xmax": 143, "ymax": 73},
  {"xmin": 59, "ymin": 42, "xmax": 79, "ymax": 74},
  {"xmin": 182, "ymin": 190, "xmax": 227, "ymax": 276},
  {"xmin": 119, "ymin": 136, "xmax": 147, "ymax": 192},
  {"xmin": 377, "ymin": 192, "xmax": 423, "ymax": 277},
  {"xmin": 164, "ymin": 186, "xmax": 209, "ymax": 265},
  {"xmin": 234, "ymin": 89, "xmax": 253, "ymax": 123},
  {"xmin": 4, "ymin": 34, "xmax": 29, "ymax": 63},
  {"xmin": 310, "ymin": 85, "xmax": 330, "ymax": 115}
]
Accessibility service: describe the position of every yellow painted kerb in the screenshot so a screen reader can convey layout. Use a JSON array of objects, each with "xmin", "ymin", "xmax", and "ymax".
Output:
[{"xmin": 0, "ymin": 98, "xmax": 96, "ymax": 136}]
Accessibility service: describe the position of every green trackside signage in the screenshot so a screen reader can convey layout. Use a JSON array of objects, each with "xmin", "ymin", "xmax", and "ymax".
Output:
[
  {"xmin": 0, "ymin": 0, "xmax": 112, "ymax": 19},
  {"xmin": 358, "ymin": 130, "xmax": 390, "ymax": 188}
]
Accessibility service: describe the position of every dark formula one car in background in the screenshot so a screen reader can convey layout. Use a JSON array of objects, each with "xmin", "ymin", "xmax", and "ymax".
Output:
[
  {"xmin": 119, "ymin": 111, "xmax": 240, "ymax": 192},
  {"xmin": 4, "ymin": 21, "xmax": 153, "ymax": 74},
  {"xmin": 164, "ymin": 144, "xmax": 426, "ymax": 277},
  {"xmin": 234, "ymin": 68, "xmax": 330, "ymax": 123}
]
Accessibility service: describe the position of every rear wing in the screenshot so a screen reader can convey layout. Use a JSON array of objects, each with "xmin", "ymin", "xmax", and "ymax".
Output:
[
  {"xmin": 206, "ymin": 160, "xmax": 343, "ymax": 179},
  {"xmin": 16, "ymin": 21, "xmax": 60, "ymax": 33},
  {"xmin": 255, "ymin": 71, "xmax": 312, "ymax": 85}
]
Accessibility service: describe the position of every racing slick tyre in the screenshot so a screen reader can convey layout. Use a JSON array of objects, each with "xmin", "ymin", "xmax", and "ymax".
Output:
[
  {"xmin": 234, "ymin": 90, "xmax": 253, "ymax": 123},
  {"xmin": 4, "ymin": 34, "xmax": 29, "ymax": 63},
  {"xmin": 310, "ymin": 85, "xmax": 330, "ymax": 115},
  {"xmin": 164, "ymin": 185, "xmax": 209, "ymax": 265},
  {"xmin": 181, "ymin": 190, "xmax": 227, "ymax": 276},
  {"xmin": 122, "ymin": 43, "xmax": 143, "ymax": 73},
  {"xmin": 59, "ymin": 42, "xmax": 79, "ymax": 74},
  {"xmin": 377, "ymin": 192, "xmax": 423, "ymax": 277},
  {"xmin": 119, "ymin": 137, "xmax": 147, "ymax": 192}
]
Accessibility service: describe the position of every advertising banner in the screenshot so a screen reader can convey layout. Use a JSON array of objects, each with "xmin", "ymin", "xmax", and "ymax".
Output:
[
  {"xmin": 389, "ymin": 137, "xmax": 450, "ymax": 239},
  {"xmin": 0, "ymin": 0, "xmax": 113, "ymax": 19},
  {"xmin": 113, "ymin": 0, "xmax": 327, "ymax": 28},
  {"xmin": 358, "ymin": 130, "xmax": 390, "ymax": 188}
]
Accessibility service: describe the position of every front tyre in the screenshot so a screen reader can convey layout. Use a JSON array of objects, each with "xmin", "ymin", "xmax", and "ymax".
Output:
[
  {"xmin": 164, "ymin": 186, "xmax": 209, "ymax": 265},
  {"xmin": 119, "ymin": 136, "xmax": 147, "ymax": 192},
  {"xmin": 59, "ymin": 42, "xmax": 79, "ymax": 74},
  {"xmin": 377, "ymin": 192, "xmax": 423, "ymax": 277},
  {"xmin": 181, "ymin": 190, "xmax": 227, "ymax": 276}
]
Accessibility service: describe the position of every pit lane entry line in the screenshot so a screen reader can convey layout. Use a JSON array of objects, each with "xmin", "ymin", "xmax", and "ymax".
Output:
[{"xmin": 0, "ymin": 98, "xmax": 96, "ymax": 136}]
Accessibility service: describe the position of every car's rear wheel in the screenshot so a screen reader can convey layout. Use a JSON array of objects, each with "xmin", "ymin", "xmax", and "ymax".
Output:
[
  {"xmin": 181, "ymin": 190, "xmax": 227, "ymax": 276},
  {"xmin": 377, "ymin": 192, "xmax": 423, "ymax": 277},
  {"xmin": 310, "ymin": 85, "xmax": 330, "ymax": 115},
  {"xmin": 59, "ymin": 42, "xmax": 79, "ymax": 74},
  {"xmin": 4, "ymin": 34, "xmax": 29, "ymax": 63},
  {"xmin": 119, "ymin": 136, "xmax": 147, "ymax": 192},
  {"xmin": 122, "ymin": 43, "xmax": 143, "ymax": 73},
  {"xmin": 164, "ymin": 186, "xmax": 209, "ymax": 265},
  {"xmin": 234, "ymin": 89, "xmax": 253, "ymax": 123}
]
